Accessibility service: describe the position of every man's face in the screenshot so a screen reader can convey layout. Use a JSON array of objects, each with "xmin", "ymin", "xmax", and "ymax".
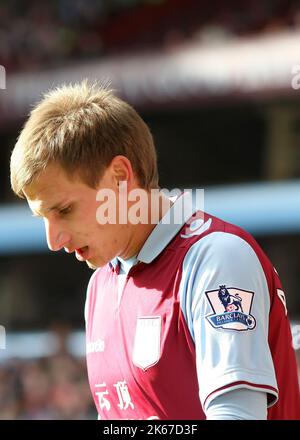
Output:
[{"xmin": 24, "ymin": 162, "xmax": 132, "ymax": 269}]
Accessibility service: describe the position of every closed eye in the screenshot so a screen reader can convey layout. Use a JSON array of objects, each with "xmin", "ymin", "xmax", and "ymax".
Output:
[{"xmin": 58, "ymin": 205, "xmax": 72, "ymax": 216}]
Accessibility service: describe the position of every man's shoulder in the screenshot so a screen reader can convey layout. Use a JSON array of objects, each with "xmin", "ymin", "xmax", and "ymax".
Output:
[
  {"xmin": 173, "ymin": 211, "xmax": 278, "ymax": 295},
  {"xmin": 174, "ymin": 211, "xmax": 259, "ymax": 254}
]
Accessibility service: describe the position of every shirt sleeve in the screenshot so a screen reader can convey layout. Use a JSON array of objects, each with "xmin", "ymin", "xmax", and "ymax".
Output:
[
  {"xmin": 179, "ymin": 231, "xmax": 278, "ymax": 412},
  {"xmin": 206, "ymin": 388, "xmax": 267, "ymax": 420}
]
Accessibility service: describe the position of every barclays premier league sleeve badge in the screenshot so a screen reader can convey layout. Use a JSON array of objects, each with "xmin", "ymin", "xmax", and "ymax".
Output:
[{"xmin": 205, "ymin": 285, "xmax": 256, "ymax": 332}]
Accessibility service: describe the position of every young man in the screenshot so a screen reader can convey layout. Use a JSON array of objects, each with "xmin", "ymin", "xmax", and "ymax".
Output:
[{"xmin": 10, "ymin": 82, "xmax": 300, "ymax": 420}]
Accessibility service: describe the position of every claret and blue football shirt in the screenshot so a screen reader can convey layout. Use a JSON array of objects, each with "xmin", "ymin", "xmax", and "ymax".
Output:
[{"xmin": 85, "ymin": 192, "xmax": 300, "ymax": 420}]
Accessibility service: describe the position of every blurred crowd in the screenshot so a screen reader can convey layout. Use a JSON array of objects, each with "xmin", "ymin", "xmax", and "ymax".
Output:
[
  {"xmin": 1, "ymin": 0, "xmax": 300, "ymax": 73},
  {"xmin": 0, "ymin": 350, "xmax": 299, "ymax": 419},
  {"xmin": 0, "ymin": 354, "xmax": 96, "ymax": 419},
  {"xmin": 0, "ymin": 325, "xmax": 96, "ymax": 420},
  {"xmin": 0, "ymin": 0, "xmax": 105, "ymax": 73}
]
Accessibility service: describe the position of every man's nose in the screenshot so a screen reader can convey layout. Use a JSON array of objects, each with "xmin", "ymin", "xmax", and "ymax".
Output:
[{"xmin": 44, "ymin": 219, "xmax": 71, "ymax": 251}]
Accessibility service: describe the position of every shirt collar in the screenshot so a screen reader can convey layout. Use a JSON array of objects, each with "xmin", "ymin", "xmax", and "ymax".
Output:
[
  {"xmin": 109, "ymin": 191, "xmax": 198, "ymax": 270},
  {"xmin": 117, "ymin": 255, "xmax": 138, "ymax": 274},
  {"xmin": 137, "ymin": 191, "xmax": 197, "ymax": 264}
]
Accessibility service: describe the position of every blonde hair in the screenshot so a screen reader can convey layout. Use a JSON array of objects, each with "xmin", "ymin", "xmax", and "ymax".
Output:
[{"xmin": 10, "ymin": 81, "xmax": 158, "ymax": 197}]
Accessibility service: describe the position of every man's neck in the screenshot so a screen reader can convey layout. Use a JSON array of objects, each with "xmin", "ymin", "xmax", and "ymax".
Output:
[{"xmin": 119, "ymin": 192, "xmax": 173, "ymax": 260}]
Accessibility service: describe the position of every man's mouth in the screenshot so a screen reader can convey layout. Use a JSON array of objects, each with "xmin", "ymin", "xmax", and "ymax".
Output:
[{"xmin": 75, "ymin": 246, "xmax": 89, "ymax": 261}]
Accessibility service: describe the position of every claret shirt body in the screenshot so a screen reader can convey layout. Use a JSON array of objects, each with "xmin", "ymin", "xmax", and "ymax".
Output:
[{"xmin": 85, "ymin": 193, "xmax": 300, "ymax": 420}]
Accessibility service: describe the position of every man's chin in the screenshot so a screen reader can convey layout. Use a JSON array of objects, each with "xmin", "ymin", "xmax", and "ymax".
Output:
[
  {"xmin": 86, "ymin": 261, "xmax": 98, "ymax": 270},
  {"xmin": 86, "ymin": 258, "xmax": 106, "ymax": 270}
]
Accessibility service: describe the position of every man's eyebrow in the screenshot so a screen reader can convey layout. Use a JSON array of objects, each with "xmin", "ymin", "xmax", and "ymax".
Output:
[
  {"xmin": 32, "ymin": 201, "xmax": 70, "ymax": 217},
  {"xmin": 48, "ymin": 202, "xmax": 68, "ymax": 212}
]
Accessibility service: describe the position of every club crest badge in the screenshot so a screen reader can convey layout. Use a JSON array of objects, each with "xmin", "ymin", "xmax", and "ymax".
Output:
[
  {"xmin": 132, "ymin": 316, "xmax": 161, "ymax": 370},
  {"xmin": 205, "ymin": 285, "xmax": 256, "ymax": 331}
]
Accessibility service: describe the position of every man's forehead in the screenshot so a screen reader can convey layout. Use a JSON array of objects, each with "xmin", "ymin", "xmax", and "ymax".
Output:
[
  {"xmin": 24, "ymin": 164, "xmax": 79, "ymax": 200},
  {"xmin": 24, "ymin": 175, "xmax": 73, "ymax": 216},
  {"xmin": 24, "ymin": 179, "xmax": 67, "ymax": 203},
  {"xmin": 26, "ymin": 195, "xmax": 69, "ymax": 216}
]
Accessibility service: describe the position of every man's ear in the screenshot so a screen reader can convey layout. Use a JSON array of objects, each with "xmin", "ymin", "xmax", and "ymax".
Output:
[{"xmin": 110, "ymin": 155, "xmax": 134, "ymax": 189}]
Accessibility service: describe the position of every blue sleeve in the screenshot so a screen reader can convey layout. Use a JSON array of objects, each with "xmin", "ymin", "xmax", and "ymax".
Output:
[
  {"xmin": 206, "ymin": 388, "xmax": 267, "ymax": 420},
  {"xmin": 179, "ymin": 231, "xmax": 278, "ymax": 412}
]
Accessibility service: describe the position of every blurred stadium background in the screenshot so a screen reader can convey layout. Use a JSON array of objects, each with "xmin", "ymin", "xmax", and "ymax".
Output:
[{"xmin": 1, "ymin": 0, "xmax": 300, "ymax": 419}]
